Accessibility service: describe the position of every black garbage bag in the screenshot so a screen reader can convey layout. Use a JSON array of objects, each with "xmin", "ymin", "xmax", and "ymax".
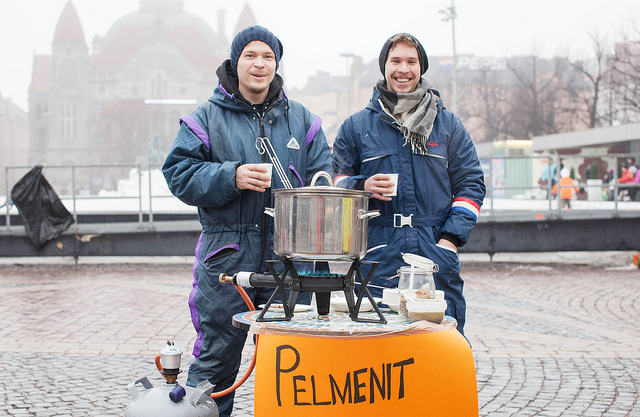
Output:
[{"xmin": 10, "ymin": 165, "xmax": 75, "ymax": 249}]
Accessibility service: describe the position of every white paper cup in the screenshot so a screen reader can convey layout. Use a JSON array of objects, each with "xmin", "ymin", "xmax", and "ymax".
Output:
[
  {"xmin": 256, "ymin": 163, "xmax": 272, "ymax": 187},
  {"xmin": 383, "ymin": 173, "xmax": 398, "ymax": 196}
]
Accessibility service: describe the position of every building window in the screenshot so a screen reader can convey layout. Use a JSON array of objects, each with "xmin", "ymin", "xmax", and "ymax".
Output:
[
  {"xmin": 36, "ymin": 104, "xmax": 49, "ymax": 120},
  {"xmin": 36, "ymin": 127, "xmax": 48, "ymax": 150},
  {"xmin": 150, "ymin": 73, "xmax": 167, "ymax": 97},
  {"xmin": 59, "ymin": 60, "xmax": 77, "ymax": 88},
  {"xmin": 60, "ymin": 102, "xmax": 77, "ymax": 141}
]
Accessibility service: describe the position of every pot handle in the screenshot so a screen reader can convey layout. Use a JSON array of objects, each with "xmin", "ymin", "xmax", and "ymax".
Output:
[
  {"xmin": 264, "ymin": 207, "xmax": 274, "ymax": 217},
  {"xmin": 310, "ymin": 171, "xmax": 334, "ymax": 187},
  {"xmin": 357, "ymin": 209, "xmax": 380, "ymax": 220}
]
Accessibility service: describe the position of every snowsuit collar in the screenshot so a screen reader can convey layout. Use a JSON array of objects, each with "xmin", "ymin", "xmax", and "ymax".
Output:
[{"xmin": 215, "ymin": 59, "xmax": 285, "ymax": 110}]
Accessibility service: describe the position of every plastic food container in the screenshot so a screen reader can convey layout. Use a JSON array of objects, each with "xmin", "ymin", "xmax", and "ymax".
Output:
[
  {"xmin": 382, "ymin": 288, "xmax": 400, "ymax": 312},
  {"xmin": 406, "ymin": 299, "xmax": 447, "ymax": 324},
  {"xmin": 330, "ymin": 293, "xmax": 380, "ymax": 313}
]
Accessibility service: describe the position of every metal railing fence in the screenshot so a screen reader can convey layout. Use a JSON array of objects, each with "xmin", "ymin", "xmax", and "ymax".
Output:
[
  {"xmin": 2, "ymin": 163, "xmax": 181, "ymax": 234},
  {"xmin": 2, "ymin": 154, "xmax": 640, "ymax": 234},
  {"xmin": 480, "ymin": 153, "xmax": 640, "ymax": 218}
]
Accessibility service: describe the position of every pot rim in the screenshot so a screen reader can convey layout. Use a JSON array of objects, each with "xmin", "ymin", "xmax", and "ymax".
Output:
[{"xmin": 273, "ymin": 186, "xmax": 371, "ymax": 197}]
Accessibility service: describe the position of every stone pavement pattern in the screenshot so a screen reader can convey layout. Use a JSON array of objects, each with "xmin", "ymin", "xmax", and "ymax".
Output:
[{"xmin": 0, "ymin": 256, "xmax": 639, "ymax": 416}]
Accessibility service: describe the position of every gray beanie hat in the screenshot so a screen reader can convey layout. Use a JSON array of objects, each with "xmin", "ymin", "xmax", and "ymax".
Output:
[
  {"xmin": 230, "ymin": 25, "xmax": 283, "ymax": 71},
  {"xmin": 378, "ymin": 33, "xmax": 429, "ymax": 76}
]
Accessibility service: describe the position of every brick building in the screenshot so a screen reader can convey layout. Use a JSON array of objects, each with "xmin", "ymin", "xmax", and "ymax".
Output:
[
  {"xmin": 0, "ymin": 95, "xmax": 29, "ymax": 196},
  {"xmin": 28, "ymin": 0, "xmax": 253, "ymax": 192}
]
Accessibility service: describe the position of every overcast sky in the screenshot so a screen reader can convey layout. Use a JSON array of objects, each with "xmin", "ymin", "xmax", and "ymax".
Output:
[{"xmin": 1, "ymin": 0, "xmax": 638, "ymax": 110}]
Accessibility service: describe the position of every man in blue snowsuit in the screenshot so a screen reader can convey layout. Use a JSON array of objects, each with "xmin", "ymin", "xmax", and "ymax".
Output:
[
  {"xmin": 332, "ymin": 33, "xmax": 486, "ymax": 336},
  {"xmin": 162, "ymin": 26, "xmax": 331, "ymax": 416}
]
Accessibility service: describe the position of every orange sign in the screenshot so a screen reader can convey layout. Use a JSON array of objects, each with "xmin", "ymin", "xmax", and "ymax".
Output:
[{"xmin": 254, "ymin": 329, "xmax": 478, "ymax": 416}]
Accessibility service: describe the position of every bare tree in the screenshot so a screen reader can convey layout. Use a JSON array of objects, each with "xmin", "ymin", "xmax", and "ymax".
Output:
[
  {"xmin": 607, "ymin": 25, "xmax": 640, "ymax": 123},
  {"xmin": 504, "ymin": 56, "xmax": 564, "ymax": 138},
  {"xmin": 452, "ymin": 23, "xmax": 639, "ymax": 142},
  {"xmin": 463, "ymin": 56, "xmax": 581, "ymax": 141},
  {"xmin": 465, "ymin": 67, "xmax": 513, "ymax": 142},
  {"xmin": 564, "ymin": 32, "xmax": 610, "ymax": 128}
]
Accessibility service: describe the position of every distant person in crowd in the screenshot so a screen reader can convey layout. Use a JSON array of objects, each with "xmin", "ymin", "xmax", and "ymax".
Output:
[
  {"xmin": 553, "ymin": 168, "xmax": 579, "ymax": 209},
  {"xmin": 162, "ymin": 26, "xmax": 331, "ymax": 417},
  {"xmin": 539, "ymin": 158, "xmax": 557, "ymax": 198},
  {"xmin": 618, "ymin": 163, "xmax": 634, "ymax": 183},
  {"xmin": 617, "ymin": 163, "xmax": 635, "ymax": 201},
  {"xmin": 622, "ymin": 165, "xmax": 640, "ymax": 201},
  {"xmin": 633, "ymin": 165, "xmax": 640, "ymax": 200},
  {"xmin": 331, "ymin": 32, "xmax": 486, "ymax": 336},
  {"xmin": 603, "ymin": 168, "xmax": 616, "ymax": 201}
]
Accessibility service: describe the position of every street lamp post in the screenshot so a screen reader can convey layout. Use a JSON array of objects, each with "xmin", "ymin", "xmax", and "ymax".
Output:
[
  {"xmin": 439, "ymin": 0, "xmax": 458, "ymax": 114},
  {"xmin": 340, "ymin": 52, "xmax": 355, "ymax": 116}
]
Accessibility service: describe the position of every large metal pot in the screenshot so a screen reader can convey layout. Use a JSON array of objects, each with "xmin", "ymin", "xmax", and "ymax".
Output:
[{"xmin": 265, "ymin": 171, "xmax": 379, "ymax": 260}]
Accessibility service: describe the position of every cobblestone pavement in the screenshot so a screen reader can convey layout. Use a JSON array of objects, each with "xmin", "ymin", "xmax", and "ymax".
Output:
[{"xmin": 1, "ymin": 253, "xmax": 639, "ymax": 416}]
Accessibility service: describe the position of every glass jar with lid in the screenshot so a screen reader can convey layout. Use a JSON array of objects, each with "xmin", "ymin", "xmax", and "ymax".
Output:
[{"xmin": 397, "ymin": 265, "xmax": 437, "ymax": 318}]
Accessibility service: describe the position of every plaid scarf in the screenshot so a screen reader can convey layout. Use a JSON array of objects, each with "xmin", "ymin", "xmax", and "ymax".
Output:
[{"xmin": 376, "ymin": 79, "xmax": 439, "ymax": 155}]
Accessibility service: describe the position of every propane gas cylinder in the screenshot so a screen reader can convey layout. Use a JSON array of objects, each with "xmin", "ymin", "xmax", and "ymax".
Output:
[
  {"xmin": 123, "ymin": 377, "xmax": 218, "ymax": 417},
  {"xmin": 124, "ymin": 341, "xmax": 218, "ymax": 417}
]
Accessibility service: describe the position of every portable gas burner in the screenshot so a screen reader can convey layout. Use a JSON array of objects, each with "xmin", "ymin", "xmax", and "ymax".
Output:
[{"xmin": 219, "ymin": 259, "xmax": 386, "ymax": 324}]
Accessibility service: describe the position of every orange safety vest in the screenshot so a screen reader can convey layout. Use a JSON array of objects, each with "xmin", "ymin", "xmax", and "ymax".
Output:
[{"xmin": 552, "ymin": 177, "xmax": 578, "ymax": 199}]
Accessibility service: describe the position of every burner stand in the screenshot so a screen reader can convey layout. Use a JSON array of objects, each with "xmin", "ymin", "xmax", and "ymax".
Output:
[{"xmin": 256, "ymin": 259, "xmax": 386, "ymax": 324}]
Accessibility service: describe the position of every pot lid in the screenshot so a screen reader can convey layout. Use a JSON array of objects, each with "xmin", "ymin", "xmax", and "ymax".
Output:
[{"xmin": 273, "ymin": 171, "xmax": 371, "ymax": 197}]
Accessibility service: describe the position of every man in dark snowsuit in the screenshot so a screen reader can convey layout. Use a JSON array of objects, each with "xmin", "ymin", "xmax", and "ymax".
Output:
[
  {"xmin": 163, "ymin": 26, "xmax": 332, "ymax": 416},
  {"xmin": 332, "ymin": 33, "xmax": 486, "ymax": 336}
]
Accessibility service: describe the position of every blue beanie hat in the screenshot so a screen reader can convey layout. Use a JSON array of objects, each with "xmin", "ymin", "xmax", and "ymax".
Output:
[
  {"xmin": 378, "ymin": 33, "xmax": 429, "ymax": 76},
  {"xmin": 230, "ymin": 25, "xmax": 283, "ymax": 71}
]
